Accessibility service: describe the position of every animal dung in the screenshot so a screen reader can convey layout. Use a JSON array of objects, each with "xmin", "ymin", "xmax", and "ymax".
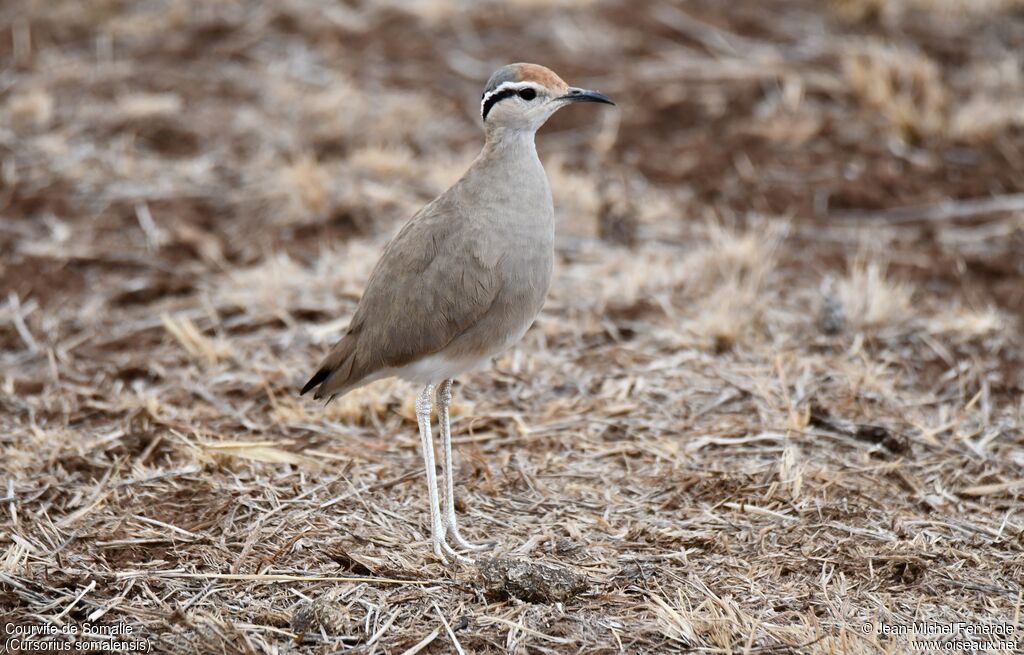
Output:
[
  {"xmin": 290, "ymin": 598, "xmax": 351, "ymax": 640},
  {"xmin": 475, "ymin": 558, "xmax": 589, "ymax": 603}
]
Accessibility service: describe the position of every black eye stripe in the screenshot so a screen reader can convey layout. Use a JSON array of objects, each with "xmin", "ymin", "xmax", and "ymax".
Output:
[{"xmin": 481, "ymin": 88, "xmax": 519, "ymax": 121}]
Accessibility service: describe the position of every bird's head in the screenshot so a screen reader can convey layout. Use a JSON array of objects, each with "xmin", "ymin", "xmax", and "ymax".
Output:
[{"xmin": 480, "ymin": 63, "xmax": 614, "ymax": 135}]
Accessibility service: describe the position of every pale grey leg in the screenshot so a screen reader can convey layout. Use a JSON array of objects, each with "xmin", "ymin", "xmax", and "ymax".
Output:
[
  {"xmin": 415, "ymin": 384, "xmax": 469, "ymax": 565},
  {"xmin": 437, "ymin": 380, "xmax": 487, "ymax": 551}
]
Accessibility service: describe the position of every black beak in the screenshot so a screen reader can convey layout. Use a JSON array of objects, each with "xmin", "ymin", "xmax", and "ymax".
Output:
[{"xmin": 559, "ymin": 87, "xmax": 615, "ymax": 106}]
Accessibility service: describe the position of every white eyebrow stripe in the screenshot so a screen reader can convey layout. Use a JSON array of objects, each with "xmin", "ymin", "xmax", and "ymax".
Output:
[{"xmin": 480, "ymin": 81, "xmax": 542, "ymax": 115}]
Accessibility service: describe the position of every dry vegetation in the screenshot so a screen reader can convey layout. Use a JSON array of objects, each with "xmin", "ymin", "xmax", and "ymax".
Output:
[{"xmin": 2, "ymin": 0, "xmax": 1024, "ymax": 653}]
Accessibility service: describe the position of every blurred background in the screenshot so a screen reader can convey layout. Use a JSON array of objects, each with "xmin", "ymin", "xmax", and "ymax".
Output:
[
  {"xmin": 3, "ymin": 0, "xmax": 1024, "ymax": 317},
  {"xmin": 2, "ymin": 0, "xmax": 1023, "ymax": 652}
]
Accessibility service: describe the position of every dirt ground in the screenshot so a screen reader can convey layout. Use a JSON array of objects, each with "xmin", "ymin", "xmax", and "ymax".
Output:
[{"xmin": 2, "ymin": 0, "xmax": 1024, "ymax": 653}]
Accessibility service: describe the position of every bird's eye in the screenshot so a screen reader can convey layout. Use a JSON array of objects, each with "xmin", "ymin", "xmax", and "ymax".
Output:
[{"xmin": 519, "ymin": 88, "xmax": 537, "ymax": 101}]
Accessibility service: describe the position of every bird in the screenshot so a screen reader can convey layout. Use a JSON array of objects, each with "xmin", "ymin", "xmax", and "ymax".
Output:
[{"xmin": 301, "ymin": 63, "xmax": 614, "ymax": 564}]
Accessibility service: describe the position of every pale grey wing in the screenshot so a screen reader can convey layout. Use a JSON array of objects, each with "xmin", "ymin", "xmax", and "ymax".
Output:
[{"xmin": 305, "ymin": 200, "xmax": 500, "ymax": 399}]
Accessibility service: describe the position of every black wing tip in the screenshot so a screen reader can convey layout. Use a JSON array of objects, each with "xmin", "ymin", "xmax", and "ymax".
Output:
[{"xmin": 301, "ymin": 369, "xmax": 330, "ymax": 396}]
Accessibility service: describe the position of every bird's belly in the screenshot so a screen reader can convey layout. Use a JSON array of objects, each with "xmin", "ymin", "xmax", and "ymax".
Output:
[
  {"xmin": 479, "ymin": 301, "xmax": 543, "ymax": 354},
  {"xmin": 391, "ymin": 315, "xmax": 537, "ymax": 384},
  {"xmin": 387, "ymin": 351, "xmax": 494, "ymax": 385}
]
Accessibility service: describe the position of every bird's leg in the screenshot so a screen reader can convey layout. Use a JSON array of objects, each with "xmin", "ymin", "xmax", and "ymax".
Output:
[
  {"xmin": 415, "ymin": 384, "xmax": 469, "ymax": 565},
  {"xmin": 436, "ymin": 380, "xmax": 487, "ymax": 551}
]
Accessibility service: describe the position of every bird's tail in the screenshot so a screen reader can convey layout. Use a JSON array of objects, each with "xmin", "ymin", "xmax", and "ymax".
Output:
[
  {"xmin": 300, "ymin": 368, "xmax": 330, "ymax": 396},
  {"xmin": 301, "ymin": 334, "xmax": 358, "ymax": 400}
]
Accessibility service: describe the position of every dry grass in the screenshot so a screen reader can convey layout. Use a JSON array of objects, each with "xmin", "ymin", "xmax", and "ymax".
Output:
[
  {"xmin": 2, "ymin": 0, "xmax": 1024, "ymax": 653},
  {"xmin": 842, "ymin": 41, "xmax": 949, "ymax": 140}
]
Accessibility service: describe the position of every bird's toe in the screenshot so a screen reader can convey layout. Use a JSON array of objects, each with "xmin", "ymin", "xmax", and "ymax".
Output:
[{"xmin": 452, "ymin": 534, "xmax": 490, "ymax": 552}]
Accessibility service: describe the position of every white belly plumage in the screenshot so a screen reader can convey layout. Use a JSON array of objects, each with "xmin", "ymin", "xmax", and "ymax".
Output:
[
  {"xmin": 382, "ymin": 314, "xmax": 536, "ymax": 385},
  {"xmin": 391, "ymin": 352, "xmax": 495, "ymax": 385}
]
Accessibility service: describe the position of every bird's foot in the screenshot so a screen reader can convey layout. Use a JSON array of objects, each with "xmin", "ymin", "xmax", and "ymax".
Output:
[
  {"xmin": 433, "ymin": 537, "xmax": 474, "ymax": 565},
  {"xmin": 448, "ymin": 526, "xmax": 489, "ymax": 552},
  {"xmin": 445, "ymin": 541, "xmax": 475, "ymax": 565},
  {"xmin": 432, "ymin": 543, "xmax": 450, "ymax": 566}
]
